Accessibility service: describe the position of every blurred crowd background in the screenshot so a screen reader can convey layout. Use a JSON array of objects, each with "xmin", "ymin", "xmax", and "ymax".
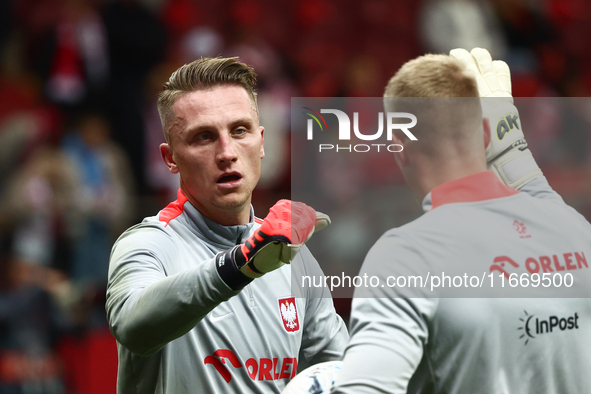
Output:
[{"xmin": 0, "ymin": 0, "xmax": 590, "ymax": 392}]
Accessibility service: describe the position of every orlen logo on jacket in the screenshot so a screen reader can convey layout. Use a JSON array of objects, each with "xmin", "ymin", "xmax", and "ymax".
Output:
[
  {"xmin": 204, "ymin": 349, "xmax": 298, "ymax": 383},
  {"xmin": 490, "ymin": 252, "xmax": 588, "ymax": 278},
  {"xmin": 303, "ymin": 107, "xmax": 417, "ymax": 153}
]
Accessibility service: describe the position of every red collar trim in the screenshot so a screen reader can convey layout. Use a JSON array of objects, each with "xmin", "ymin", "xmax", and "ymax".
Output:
[
  {"xmin": 430, "ymin": 171, "xmax": 520, "ymax": 210},
  {"xmin": 159, "ymin": 189, "xmax": 188, "ymax": 226}
]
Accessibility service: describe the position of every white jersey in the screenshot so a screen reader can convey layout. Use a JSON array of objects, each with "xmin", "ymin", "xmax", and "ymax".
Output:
[
  {"xmin": 106, "ymin": 190, "xmax": 348, "ymax": 393},
  {"xmin": 332, "ymin": 171, "xmax": 591, "ymax": 394}
]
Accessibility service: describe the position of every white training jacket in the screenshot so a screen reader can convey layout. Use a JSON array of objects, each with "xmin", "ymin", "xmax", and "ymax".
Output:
[
  {"xmin": 106, "ymin": 190, "xmax": 348, "ymax": 393},
  {"xmin": 332, "ymin": 171, "xmax": 591, "ymax": 394}
]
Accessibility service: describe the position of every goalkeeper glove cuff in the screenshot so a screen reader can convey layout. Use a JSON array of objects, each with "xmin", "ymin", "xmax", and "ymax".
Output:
[
  {"xmin": 489, "ymin": 146, "xmax": 543, "ymax": 190},
  {"xmin": 215, "ymin": 245, "xmax": 254, "ymax": 291}
]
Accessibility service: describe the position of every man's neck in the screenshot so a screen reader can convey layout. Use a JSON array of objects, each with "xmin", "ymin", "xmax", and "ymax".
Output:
[
  {"xmin": 183, "ymin": 194, "xmax": 251, "ymax": 226},
  {"xmin": 413, "ymin": 159, "xmax": 488, "ymax": 202}
]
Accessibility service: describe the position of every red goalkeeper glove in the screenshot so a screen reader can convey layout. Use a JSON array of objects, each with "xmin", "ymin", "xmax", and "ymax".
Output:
[{"xmin": 216, "ymin": 200, "xmax": 330, "ymax": 290}]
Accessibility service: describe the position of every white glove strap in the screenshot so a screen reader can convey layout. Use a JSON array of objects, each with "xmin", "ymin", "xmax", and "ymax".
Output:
[{"xmin": 488, "ymin": 148, "xmax": 543, "ymax": 190}]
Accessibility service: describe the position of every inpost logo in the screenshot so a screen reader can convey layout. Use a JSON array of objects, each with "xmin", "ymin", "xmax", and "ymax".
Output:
[
  {"xmin": 303, "ymin": 107, "xmax": 417, "ymax": 153},
  {"xmin": 518, "ymin": 310, "xmax": 580, "ymax": 345}
]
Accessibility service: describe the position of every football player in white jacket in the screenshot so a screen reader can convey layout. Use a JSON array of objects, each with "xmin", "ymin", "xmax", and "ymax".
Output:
[
  {"xmin": 107, "ymin": 57, "xmax": 348, "ymax": 394},
  {"xmin": 332, "ymin": 49, "xmax": 591, "ymax": 393}
]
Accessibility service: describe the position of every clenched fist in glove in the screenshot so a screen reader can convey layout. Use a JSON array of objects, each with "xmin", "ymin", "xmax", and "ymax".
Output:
[
  {"xmin": 450, "ymin": 47, "xmax": 543, "ymax": 189},
  {"xmin": 216, "ymin": 200, "xmax": 330, "ymax": 290}
]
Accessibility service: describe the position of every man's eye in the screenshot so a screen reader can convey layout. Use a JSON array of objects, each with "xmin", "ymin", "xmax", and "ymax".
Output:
[
  {"xmin": 235, "ymin": 128, "xmax": 246, "ymax": 135},
  {"xmin": 198, "ymin": 133, "xmax": 211, "ymax": 140}
]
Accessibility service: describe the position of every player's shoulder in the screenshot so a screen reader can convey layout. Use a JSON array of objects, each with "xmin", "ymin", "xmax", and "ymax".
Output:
[
  {"xmin": 364, "ymin": 224, "xmax": 423, "ymax": 274},
  {"xmin": 125, "ymin": 213, "xmax": 174, "ymax": 236},
  {"xmin": 520, "ymin": 190, "xmax": 591, "ymax": 230},
  {"xmin": 400, "ymin": 190, "xmax": 532, "ymax": 232},
  {"xmin": 368, "ymin": 200, "xmax": 502, "ymax": 263},
  {"xmin": 378, "ymin": 207, "xmax": 455, "ymax": 244},
  {"xmin": 112, "ymin": 213, "xmax": 180, "ymax": 254}
]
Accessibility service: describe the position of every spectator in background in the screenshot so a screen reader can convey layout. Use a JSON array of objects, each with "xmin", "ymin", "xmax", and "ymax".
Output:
[
  {"xmin": 0, "ymin": 146, "xmax": 77, "ymax": 394},
  {"xmin": 61, "ymin": 111, "xmax": 134, "ymax": 290},
  {"xmin": 419, "ymin": 0, "xmax": 507, "ymax": 59},
  {"xmin": 34, "ymin": 0, "xmax": 109, "ymax": 110},
  {"xmin": 0, "ymin": 0, "xmax": 12, "ymax": 59},
  {"xmin": 103, "ymin": 0, "xmax": 165, "ymax": 194}
]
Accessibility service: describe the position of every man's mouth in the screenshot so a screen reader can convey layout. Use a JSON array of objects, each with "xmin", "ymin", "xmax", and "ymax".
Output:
[{"xmin": 217, "ymin": 173, "xmax": 242, "ymax": 184}]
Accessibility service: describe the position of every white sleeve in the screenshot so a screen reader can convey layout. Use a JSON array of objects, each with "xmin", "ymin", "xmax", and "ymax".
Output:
[
  {"xmin": 332, "ymin": 297, "xmax": 436, "ymax": 394},
  {"xmin": 106, "ymin": 225, "xmax": 239, "ymax": 356},
  {"xmin": 519, "ymin": 176, "xmax": 566, "ymax": 203},
  {"xmin": 331, "ymin": 234, "xmax": 438, "ymax": 394},
  {"xmin": 520, "ymin": 176, "xmax": 591, "ymax": 229}
]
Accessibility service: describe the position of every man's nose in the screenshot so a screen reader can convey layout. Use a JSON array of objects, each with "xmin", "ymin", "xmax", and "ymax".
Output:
[{"xmin": 216, "ymin": 134, "xmax": 238, "ymax": 163}]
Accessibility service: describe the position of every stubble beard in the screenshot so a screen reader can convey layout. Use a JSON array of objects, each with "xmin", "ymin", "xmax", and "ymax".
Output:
[{"xmin": 210, "ymin": 186, "xmax": 254, "ymax": 214}]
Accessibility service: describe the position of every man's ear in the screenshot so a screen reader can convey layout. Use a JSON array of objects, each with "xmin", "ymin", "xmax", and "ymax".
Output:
[
  {"xmin": 259, "ymin": 126, "xmax": 265, "ymax": 159},
  {"xmin": 391, "ymin": 132, "xmax": 408, "ymax": 167},
  {"xmin": 483, "ymin": 117, "xmax": 491, "ymax": 150},
  {"xmin": 160, "ymin": 143, "xmax": 179, "ymax": 174}
]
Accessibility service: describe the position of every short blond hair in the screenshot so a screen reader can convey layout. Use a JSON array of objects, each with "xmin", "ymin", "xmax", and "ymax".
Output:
[
  {"xmin": 384, "ymin": 54, "xmax": 478, "ymax": 98},
  {"xmin": 157, "ymin": 57, "xmax": 258, "ymax": 142},
  {"xmin": 383, "ymin": 54, "xmax": 482, "ymax": 151}
]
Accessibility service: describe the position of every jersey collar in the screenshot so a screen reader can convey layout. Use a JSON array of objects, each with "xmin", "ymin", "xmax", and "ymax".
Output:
[
  {"xmin": 422, "ymin": 171, "xmax": 520, "ymax": 212},
  {"xmin": 160, "ymin": 189, "xmax": 256, "ymax": 247}
]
